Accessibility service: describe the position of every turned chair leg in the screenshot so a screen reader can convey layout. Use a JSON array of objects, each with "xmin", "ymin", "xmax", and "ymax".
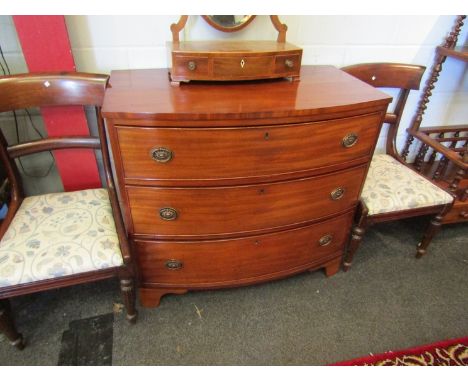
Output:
[
  {"xmin": 0, "ymin": 299, "xmax": 25, "ymax": 350},
  {"xmin": 343, "ymin": 225, "xmax": 367, "ymax": 271},
  {"xmin": 343, "ymin": 201, "xmax": 368, "ymax": 272},
  {"xmin": 416, "ymin": 213, "xmax": 444, "ymax": 258},
  {"xmin": 120, "ymin": 278, "xmax": 138, "ymax": 323}
]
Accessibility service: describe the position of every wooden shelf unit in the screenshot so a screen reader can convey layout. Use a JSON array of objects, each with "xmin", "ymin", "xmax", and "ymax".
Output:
[{"xmin": 403, "ymin": 15, "xmax": 468, "ymax": 224}]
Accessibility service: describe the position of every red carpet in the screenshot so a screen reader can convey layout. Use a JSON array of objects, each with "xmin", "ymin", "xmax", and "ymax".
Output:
[{"xmin": 332, "ymin": 337, "xmax": 468, "ymax": 366}]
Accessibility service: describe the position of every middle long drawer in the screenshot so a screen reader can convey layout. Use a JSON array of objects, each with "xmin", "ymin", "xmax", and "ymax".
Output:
[{"xmin": 127, "ymin": 164, "xmax": 367, "ymax": 237}]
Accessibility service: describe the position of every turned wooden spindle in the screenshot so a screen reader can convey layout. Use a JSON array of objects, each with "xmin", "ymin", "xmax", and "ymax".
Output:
[
  {"xmin": 414, "ymin": 143, "xmax": 429, "ymax": 172},
  {"xmin": 448, "ymin": 148, "xmax": 468, "ymax": 195},
  {"xmin": 408, "ymin": 16, "xmax": 466, "ymax": 134},
  {"xmin": 401, "ymin": 135, "xmax": 414, "ymax": 161},
  {"xmin": 427, "ymin": 132, "xmax": 445, "ymax": 167}
]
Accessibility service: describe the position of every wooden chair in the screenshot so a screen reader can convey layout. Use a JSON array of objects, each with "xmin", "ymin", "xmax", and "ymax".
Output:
[
  {"xmin": 0, "ymin": 72, "xmax": 137, "ymax": 350},
  {"xmin": 340, "ymin": 63, "xmax": 454, "ymax": 271}
]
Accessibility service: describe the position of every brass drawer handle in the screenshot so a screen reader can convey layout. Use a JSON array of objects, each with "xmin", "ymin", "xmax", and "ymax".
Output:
[
  {"xmin": 330, "ymin": 187, "xmax": 345, "ymax": 200},
  {"xmin": 188, "ymin": 61, "xmax": 197, "ymax": 71},
  {"xmin": 150, "ymin": 147, "xmax": 173, "ymax": 163},
  {"xmin": 460, "ymin": 211, "xmax": 468, "ymax": 219},
  {"xmin": 319, "ymin": 234, "xmax": 333, "ymax": 246},
  {"xmin": 285, "ymin": 59, "xmax": 294, "ymax": 68},
  {"xmin": 165, "ymin": 259, "xmax": 183, "ymax": 270},
  {"xmin": 342, "ymin": 133, "xmax": 359, "ymax": 148},
  {"xmin": 159, "ymin": 207, "xmax": 178, "ymax": 221}
]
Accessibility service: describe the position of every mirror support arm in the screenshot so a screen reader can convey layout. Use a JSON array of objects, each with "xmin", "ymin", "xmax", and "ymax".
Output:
[
  {"xmin": 270, "ymin": 16, "xmax": 287, "ymax": 43},
  {"xmin": 171, "ymin": 15, "xmax": 189, "ymax": 42}
]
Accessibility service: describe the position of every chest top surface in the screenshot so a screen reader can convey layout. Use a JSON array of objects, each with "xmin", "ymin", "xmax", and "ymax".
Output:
[{"xmin": 102, "ymin": 65, "xmax": 391, "ymax": 122}]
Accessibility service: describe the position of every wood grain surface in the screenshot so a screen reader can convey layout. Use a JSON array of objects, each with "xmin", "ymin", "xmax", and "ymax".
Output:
[
  {"xmin": 134, "ymin": 210, "xmax": 353, "ymax": 288},
  {"xmin": 116, "ymin": 113, "xmax": 382, "ymax": 183},
  {"xmin": 126, "ymin": 165, "xmax": 366, "ymax": 237}
]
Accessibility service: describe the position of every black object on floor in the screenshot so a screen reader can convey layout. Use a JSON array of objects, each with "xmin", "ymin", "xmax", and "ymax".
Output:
[{"xmin": 57, "ymin": 313, "xmax": 114, "ymax": 366}]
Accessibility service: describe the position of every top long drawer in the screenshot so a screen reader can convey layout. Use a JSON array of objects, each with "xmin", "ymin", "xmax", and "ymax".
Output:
[{"xmin": 116, "ymin": 113, "xmax": 382, "ymax": 182}]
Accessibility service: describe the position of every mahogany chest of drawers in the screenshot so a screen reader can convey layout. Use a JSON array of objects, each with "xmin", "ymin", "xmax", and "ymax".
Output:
[{"xmin": 102, "ymin": 66, "xmax": 391, "ymax": 307}]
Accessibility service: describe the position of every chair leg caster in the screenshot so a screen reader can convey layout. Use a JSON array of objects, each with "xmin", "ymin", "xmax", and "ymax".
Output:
[
  {"xmin": 126, "ymin": 311, "xmax": 138, "ymax": 324},
  {"xmin": 0, "ymin": 300, "xmax": 26, "ymax": 350},
  {"xmin": 11, "ymin": 334, "xmax": 26, "ymax": 350},
  {"xmin": 416, "ymin": 243, "xmax": 426, "ymax": 259}
]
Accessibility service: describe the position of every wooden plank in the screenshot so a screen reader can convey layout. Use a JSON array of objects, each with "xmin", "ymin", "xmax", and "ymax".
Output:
[{"xmin": 12, "ymin": 16, "xmax": 101, "ymax": 191}]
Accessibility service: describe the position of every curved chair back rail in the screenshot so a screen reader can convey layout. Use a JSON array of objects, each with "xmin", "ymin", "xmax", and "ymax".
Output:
[
  {"xmin": 7, "ymin": 136, "xmax": 101, "ymax": 158},
  {"xmin": 342, "ymin": 63, "xmax": 426, "ymax": 160},
  {"xmin": 0, "ymin": 72, "xmax": 108, "ymax": 112},
  {"xmin": 341, "ymin": 63, "xmax": 425, "ymax": 90}
]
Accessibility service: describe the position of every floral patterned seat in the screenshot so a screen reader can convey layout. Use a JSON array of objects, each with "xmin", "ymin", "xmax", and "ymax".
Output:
[
  {"xmin": 0, "ymin": 188, "xmax": 123, "ymax": 287},
  {"xmin": 361, "ymin": 154, "xmax": 453, "ymax": 216}
]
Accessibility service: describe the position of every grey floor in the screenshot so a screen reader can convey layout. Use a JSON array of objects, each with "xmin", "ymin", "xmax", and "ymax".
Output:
[{"xmin": 1, "ymin": 217, "xmax": 467, "ymax": 365}]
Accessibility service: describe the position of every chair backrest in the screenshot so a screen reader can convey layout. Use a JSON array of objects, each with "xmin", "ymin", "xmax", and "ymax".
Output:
[
  {"xmin": 0, "ymin": 72, "xmax": 108, "ymax": 112},
  {"xmin": 0, "ymin": 72, "xmax": 115, "ymax": 239},
  {"xmin": 341, "ymin": 63, "xmax": 425, "ymax": 159}
]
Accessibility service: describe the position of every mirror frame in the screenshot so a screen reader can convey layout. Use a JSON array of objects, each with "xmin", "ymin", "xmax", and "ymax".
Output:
[
  {"xmin": 171, "ymin": 16, "xmax": 287, "ymax": 43},
  {"xmin": 201, "ymin": 15, "xmax": 256, "ymax": 32}
]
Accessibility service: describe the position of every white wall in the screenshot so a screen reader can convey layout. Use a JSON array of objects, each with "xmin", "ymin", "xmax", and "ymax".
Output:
[{"xmin": 1, "ymin": 15, "xmax": 467, "ymax": 157}]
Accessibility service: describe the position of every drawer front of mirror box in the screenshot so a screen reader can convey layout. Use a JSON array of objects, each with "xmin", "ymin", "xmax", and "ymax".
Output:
[
  {"xmin": 127, "ymin": 165, "xmax": 366, "ymax": 237},
  {"xmin": 172, "ymin": 55, "xmax": 209, "ymax": 79},
  {"xmin": 212, "ymin": 56, "xmax": 274, "ymax": 79},
  {"xmin": 134, "ymin": 211, "xmax": 353, "ymax": 287},
  {"xmin": 274, "ymin": 54, "xmax": 301, "ymax": 75},
  {"xmin": 117, "ymin": 113, "xmax": 381, "ymax": 182}
]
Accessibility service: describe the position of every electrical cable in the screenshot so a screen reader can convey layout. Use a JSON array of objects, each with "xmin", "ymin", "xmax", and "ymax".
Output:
[{"xmin": 0, "ymin": 40, "xmax": 55, "ymax": 178}]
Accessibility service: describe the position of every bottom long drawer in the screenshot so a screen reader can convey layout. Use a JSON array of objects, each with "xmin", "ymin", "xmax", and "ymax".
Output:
[{"xmin": 133, "ymin": 210, "xmax": 353, "ymax": 287}]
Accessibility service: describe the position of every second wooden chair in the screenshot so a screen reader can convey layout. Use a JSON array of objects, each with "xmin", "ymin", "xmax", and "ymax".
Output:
[{"xmin": 340, "ymin": 63, "xmax": 454, "ymax": 271}]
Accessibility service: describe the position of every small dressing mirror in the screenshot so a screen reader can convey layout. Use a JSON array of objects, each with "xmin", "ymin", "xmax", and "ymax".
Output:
[
  {"xmin": 202, "ymin": 15, "xmax": 256, "ymax": 32},
  {"xmin": 168, "ymin": 15, "xmax": 302, "ymax": 84}
]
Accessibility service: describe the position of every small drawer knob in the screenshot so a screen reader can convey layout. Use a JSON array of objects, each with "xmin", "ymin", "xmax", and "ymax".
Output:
[
  {"xmin": 165, "ymin": 259, "xmax": 183, "ymax": 270},
  {"xmin": 460, "ymin": 211, "xmax": 468, "ymax": 219},
  {"xmin": 330, "ymin": 187, "xmax": 345, "ymax": 200},
  {"xmin": 285, "ymin": 59, "xmax": 294, "ymax": 68},
  {"xmin": 159, "ymin": 207, "xmax": 178, "ymax": 221},
  {"xmin": 188, "ymin": 61, "xmax": 197, "ymax": 71},
  {"xmin": 319, "ymin": 234, "xmax": 333, "ymax": 246},
  {"xmin": 150, "ymin": 147, "xmax": 173, "ymax": 163},
  {"xmin": 342, "ymin": 133, "xmax": 359, "ymax": 148}
]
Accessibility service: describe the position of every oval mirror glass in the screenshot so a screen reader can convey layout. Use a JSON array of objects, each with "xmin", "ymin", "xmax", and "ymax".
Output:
[{"xmin": 202, "ymin": 15, "xmax": 256, "ymax": 32}]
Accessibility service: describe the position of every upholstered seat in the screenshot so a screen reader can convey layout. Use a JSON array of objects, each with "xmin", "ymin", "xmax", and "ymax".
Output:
[
  {"xmin": 362, "ymin": 154, "xmax": 453, "ymax": 216},
  {"xmin": 0, "ymin": 188, "xmax": 123, "ymax": 287}
]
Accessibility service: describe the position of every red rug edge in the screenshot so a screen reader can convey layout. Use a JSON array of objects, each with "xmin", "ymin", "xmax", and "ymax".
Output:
[{"xmin": 330, "ymin": 336, "xmax": 468, "ymax": 366}]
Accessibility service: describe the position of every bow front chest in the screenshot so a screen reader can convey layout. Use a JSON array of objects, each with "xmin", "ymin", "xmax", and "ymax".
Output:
[{"xmin": 102, "ymin": 66, "xmax": 391, "ymax": 307}]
